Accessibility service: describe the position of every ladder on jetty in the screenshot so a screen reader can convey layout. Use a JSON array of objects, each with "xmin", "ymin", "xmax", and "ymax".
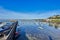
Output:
[{"xmin": 0, "ymin": 21, "xmax": 18, "ymax": 40}]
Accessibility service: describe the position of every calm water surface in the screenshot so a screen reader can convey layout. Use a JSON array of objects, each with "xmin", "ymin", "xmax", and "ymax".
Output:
[{"xmin": 16, "ymin": 21, "xmax": 60, "ymax": 40}]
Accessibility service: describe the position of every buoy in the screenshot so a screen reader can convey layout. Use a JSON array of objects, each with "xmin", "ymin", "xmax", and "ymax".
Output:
[
  {"xmin": 15, "ymin": 32, "xmax": 19, "ymax": 35},
  {"xmin": 15, "ymin": 32, "xmax": 20, "ymax": 39}
]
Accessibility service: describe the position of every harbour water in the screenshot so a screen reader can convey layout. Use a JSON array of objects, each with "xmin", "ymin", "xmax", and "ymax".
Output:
[{"xmin": 16, "ymin": 21, "xmax": 60, "ymax": 40}]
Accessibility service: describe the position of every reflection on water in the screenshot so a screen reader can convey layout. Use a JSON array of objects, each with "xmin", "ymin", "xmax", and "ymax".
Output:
[
  {"xmin": 48, "ymin": 22, "xmax": 60, "ymax": 29},
  {"xmin": 16, "ymin": 21, "xmax": 60, "ymax": 40}
]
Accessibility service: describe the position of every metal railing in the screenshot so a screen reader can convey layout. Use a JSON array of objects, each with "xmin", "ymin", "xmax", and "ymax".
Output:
[{"xmin": 6, "ymin": 21, "xmax": 18, "ymax": 40}]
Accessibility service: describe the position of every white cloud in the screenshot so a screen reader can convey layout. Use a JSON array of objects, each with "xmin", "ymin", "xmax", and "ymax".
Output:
[{"xmin": 0, "ymin": 6, "xmax": 60, "ymax": 19}]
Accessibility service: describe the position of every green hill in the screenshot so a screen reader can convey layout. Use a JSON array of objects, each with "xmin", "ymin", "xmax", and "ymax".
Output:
[
  {"xmin": 48, "ymin": 15, "xmax": 60, "ymax": 23},
  {"xmin": 48, "ymin": 15, "xmax": 60, "ymax": 19}
]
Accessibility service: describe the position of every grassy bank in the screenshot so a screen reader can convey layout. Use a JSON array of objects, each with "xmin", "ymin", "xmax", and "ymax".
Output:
[{"xmin": 50, "ymin": 19, "xmax": 60, "ymax": 24}]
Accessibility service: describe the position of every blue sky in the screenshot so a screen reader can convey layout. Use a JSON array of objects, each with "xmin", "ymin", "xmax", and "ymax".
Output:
[{"xmin": 0, "ymin": 0, "xmax": 60, "ymax": 19}]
